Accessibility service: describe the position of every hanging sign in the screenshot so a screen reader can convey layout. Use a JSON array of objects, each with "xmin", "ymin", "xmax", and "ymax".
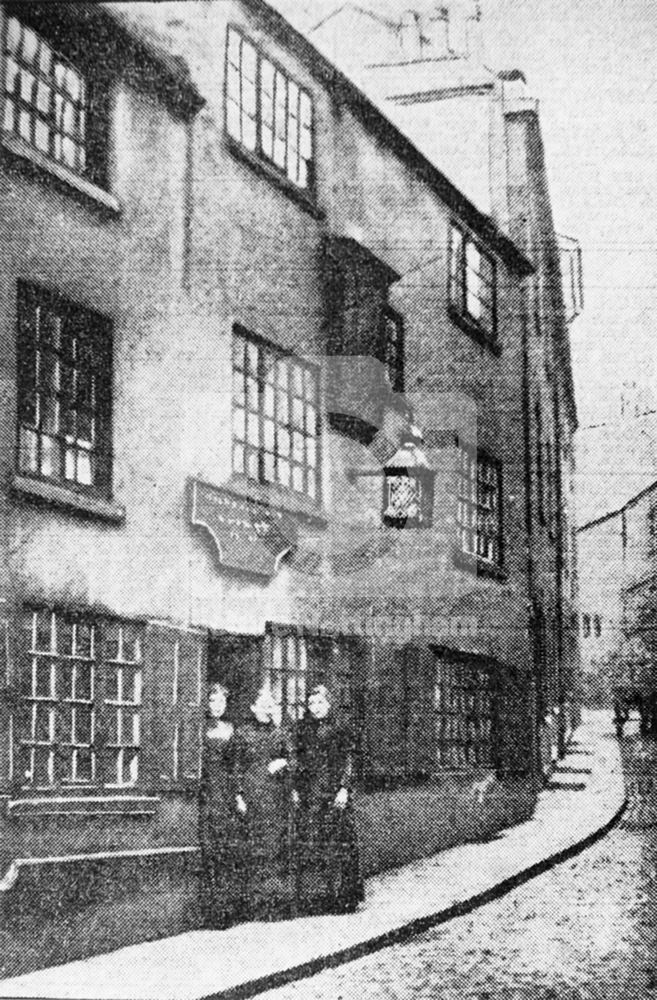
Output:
[{"xmin": 190, "ymin": 479, "xmax": 297, "ymax": 578}]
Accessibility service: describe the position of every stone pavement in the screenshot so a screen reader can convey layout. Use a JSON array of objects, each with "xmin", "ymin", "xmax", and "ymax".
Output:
[{"xmin": 0, "ymin": 711, "xmax": 625, "ymax": 1000}]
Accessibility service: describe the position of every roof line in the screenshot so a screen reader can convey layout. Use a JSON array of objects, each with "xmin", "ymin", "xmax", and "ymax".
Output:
[
  {"xmin": 252, "ymin": 0, "xmax": 533, "ymax": 277},
  {"xmin": 578, "ymin": 478, "xmax": 657, "ymax": 532}
]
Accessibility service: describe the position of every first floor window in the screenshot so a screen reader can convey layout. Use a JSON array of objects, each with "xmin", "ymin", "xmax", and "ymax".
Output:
[
  {"xmin": 18, "ymin": 609, "xmax": 143, "ymax": 789},
  {"xmin": 16, "ymin": 282, "xmax": 113, "ymax": 496},
  {"xmin": 383, "ymin": 307, "xmax": 404, "ymax": 392},
  {"xmin": 434, "ymin": 657, "xmax": 492, "ymax": 768},
  {"xmin": 449, "ymin": 223, "xmax": 496, "ymax": 340},
  {"xmin": 457, "ymin": 445, "xmax": 503, "ymax": 566},
  {"xmin": 232, "ymin": 328, "xmax": 320, "ymax": 501}
]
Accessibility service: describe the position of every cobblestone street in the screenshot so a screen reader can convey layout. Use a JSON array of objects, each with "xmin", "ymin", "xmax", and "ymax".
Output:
[{"xmin": 257, "ymin": 720, "xmax": 656, "ymax": 1000}]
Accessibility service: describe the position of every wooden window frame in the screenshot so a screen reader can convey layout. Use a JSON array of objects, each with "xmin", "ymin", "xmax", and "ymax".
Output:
[
  {"xmin": 232, "ymin": 327, "xmax": 321, "ymax": 503},
  {"xmin": 16, "ymin": 282, "xmax": 113, "ymax": 501},
  {"xmin": 225, "ymin": 25, "xmax": 314, "ymax": 194},
  {"xmin": 264, "ymin": 628, "xmax": 308, "ymax": 722},
  {"xmin": 17, "ymin": 609, "xmax": 144, "ymax": 793},
  {"xmin": 1, "ymin": 5, "xmax": 111, "ymax": 190},
  {"xmin": 382, "ymin": 306, "xmax": 405, "ymax": 393},
  {"xmin": 456, "ymin": 443, "xmax": 504, "ymax": 569},
  {"xmin": 434, "ymin": 655, "xmax": 493, "ymax": 770},
  {"xmin": 448, "ymin": 222, "xmax": 497, "ymax": 347}
]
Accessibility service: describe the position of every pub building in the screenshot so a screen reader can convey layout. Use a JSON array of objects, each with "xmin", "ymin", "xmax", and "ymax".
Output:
[{"xmin": 0, "ymin": 0, "xmax": 578, "ymax": 973}]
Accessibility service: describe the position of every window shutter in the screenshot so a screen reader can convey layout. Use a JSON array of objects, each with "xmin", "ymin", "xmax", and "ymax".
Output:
[{"xmin": 144, "ymin": 623, "xmax": 205, "ymax": 790}]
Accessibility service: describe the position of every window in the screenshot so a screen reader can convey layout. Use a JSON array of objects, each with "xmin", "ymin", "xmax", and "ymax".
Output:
[
  {"xmin": 434, "ymin": 657, "xmax": 492, "ymax": 768},
  {"xmin": 226, "ymin": 26, "xmax": 313, "ymax": 190},
  {"xmin": 4, "ymin": 13, "xmax": 88, "ymax": 176},
  {"xmin": 593, "ymin": 615, "xmax": 602, "ymax": 638},
  {"xmin": 232, "ymin": 329, "xmax": 320, "ymax": 501},
  {"xmin": 383, "ymin": 307, "xmax": 404, "ymax": 392},
  {"xmin": 265, "ymin": 630, "xmax": 308, "ymax": 721},
  {"xmin": 449, "ymin": 224, "xmax": 496, "ymax": 340},
  {"xmin": 18, "ymin": 609, "xmax": 143, "ymax": 790},
  {"xmin": 16, "ymin": 283, "xmax": 112, "ymax": 497},
  {"xmin": 457, "ymin": 446, "xmax": 503, "ymax": 566},
  {"xmin": 582, "ymin": 614, "xmax": 591, "ymax": 638}
]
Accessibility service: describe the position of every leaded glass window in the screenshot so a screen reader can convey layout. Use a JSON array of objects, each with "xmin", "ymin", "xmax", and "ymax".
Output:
[
  {"xmin": 434, "ymin": 657, "xmax": 492, "ymax": 768},
  {"xmin": 226, "ymin": 26, "xmax": 314, "ymax": 190},
  {"xmin": 266, "ymin": 631, "xmax": 308, "ymax": 721},
  {"xmin": 232, "ymin": 329, "xmax": 320, "ymax": 501},
  {"xmin": 4, "ymin": 14, "xmax": 87, "ymax": 175},
  {"xmin": 16, "ymin": 283, "xmax": 112, "ymax": 497},
  {"xmin": 449, "ymin": 223, "xmax": 496, "ymax": 339},
  {"xmin": 457, "ymin": 446, "xmax": 503, "ymax": 566},
  {"xmin": 18, "ymin": 610, "xmax": 143, "ymax": 790}
]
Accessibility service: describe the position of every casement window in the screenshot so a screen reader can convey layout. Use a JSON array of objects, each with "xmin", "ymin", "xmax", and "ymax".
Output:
[
  {"xmin": 2, "ymin": 10, "xmax": 109, "ymax": 187},
  {"xmin": 16, "ymin": 283, "xmax": 112, "ymax": 498},
  {"xmin": 457, "ymin": 445, "xmax": 503, "ymax": 566},
  {"xmin": 449, "ymin": 224, "xmax": 496, "ymax": 340},
  {"xmin": 232, "ymin": 328, "xmax": 320, "ymax": 501},
  {"xmin": 434, "ymin": 656, "xmax": 492, "ymax": 768},
  {"xmin": 265, "ymin": 630, "xmax": 308, "ymax": 722},
  {"xmin": 593, "ymin": 615, "xmax": 602, "ymax": 638},
  {"xmin": 383, "ymin": 307, "xmax": 404, "ymax": 393},
  {"xmin": 18, "ymin": 609, "xmax": 143, "ymax": 790},
  {"xmin": 582, "ymin": 614, "xmax": 591, "ymax": 638},
  {"xmin": 226, "ymin": 26, "xmax": 313, "ymax": 191}
]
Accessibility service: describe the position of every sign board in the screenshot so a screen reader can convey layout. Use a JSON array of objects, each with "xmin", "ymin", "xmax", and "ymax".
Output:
[{"xmin": 190, "ymin": 479, "xmax": 298, "ymax": 578}]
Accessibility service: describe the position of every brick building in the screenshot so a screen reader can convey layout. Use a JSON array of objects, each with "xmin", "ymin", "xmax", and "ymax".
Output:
[
  {"xmin": 0, "ymin": 0, "xmax": 578, "ymax": 973},
  {"xmin": 578, "ymin": 481, "xmax": 657, "ymax": 710}
]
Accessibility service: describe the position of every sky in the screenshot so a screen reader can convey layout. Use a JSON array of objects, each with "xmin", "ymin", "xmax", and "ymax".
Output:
[{"xmin": 273, "ymin": 0, "xmax": 657, "ymax": 431}]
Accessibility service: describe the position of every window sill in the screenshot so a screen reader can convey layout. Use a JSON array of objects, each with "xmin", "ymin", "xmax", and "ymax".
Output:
[
  {"xmin": 453, "ymin": 546, "xmax": 508, "ymax": 581},
  {"xmin": 227, "ymin": 475, "xmax": 327, "ymax": 527},
  {"xmin": 1, "ymin": 131, "xmax": 121, "ymax": 215},
  {"xmin": 5, "ymin": 794, "xmax": 159, "ymax": 819},
  {"xmin": 448, "ymin": 305, "xmax": 501, "ymax": 356},
  {"xmin": 13, "ymin": 474, "xmax": 126, "ymax": 524},
  {"xmin": 226, "ymin": 135, "xmax": 324, "ymax": 221}
]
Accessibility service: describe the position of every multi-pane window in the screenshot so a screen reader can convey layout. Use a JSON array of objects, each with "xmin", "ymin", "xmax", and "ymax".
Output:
[
  {"xmin": 232, "ymin": 329, "xmax": 320, "ymax": 501},
  {"xmin": 4, "ymin": 14, "xmax": 87, "ymax": 175},
  {"xmin": 18, "ymin": 610, "xmax": 143, "ymax": 790},
  {"xmin": 457, "ymin": 446, "xmax": 503, "ymax": 565},
  {"xmin": 449, "ymin": 224, "xmax": 496, "ymax": 339},
  {"xmin": 226, "ymin": 27, "xmax": 313, "ymax": 190},
  {"xmin": 265, "ymin": 631, "xmax": 308, "ymax": 721},
  {"xmin": 383, "ymin": 308, "xmax": 404, "ymax": 392},
  {"xmin": 434, "ymin": 658, "xmax": 492, "ymax": 768},
  {"xmin": 16, "ymin": 283, "xmax": 112, "ymax": 496}
]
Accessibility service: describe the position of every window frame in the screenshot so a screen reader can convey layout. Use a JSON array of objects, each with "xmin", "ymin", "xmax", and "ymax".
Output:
[
  {"xmin": 1, "ymin": 5, "xmax": 112, "ymax": 193},
  {"xmin": 448, "ymin": 222, "xmax": 498, "ymax": 348},
  {"xmin": 224, "ymin": 24, "xmax": 315, "ymax": 196},
  {"xmin": 16, "ymin": 608, "xmax": 145, "ymax": 793},
  {"xmin": 15, "ymin": 281, "xmax": 113, "ymax": 502},
  {"xmin": 382, "ymin": 306, "xmax": 405, "ymax": 393},
  {"xmin": 434, "ymin": 654, "xmax": 493, "ymax": 770},
  {"xmin": 456, "ymin": 443, "xmax": 504, "ymax": 571},
  {"xmin": 231, "ymin": 326, "xmax": 321, "ymax": 504}
]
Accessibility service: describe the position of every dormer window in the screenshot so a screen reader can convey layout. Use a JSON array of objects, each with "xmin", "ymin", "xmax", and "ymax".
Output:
[{"xmin": 225, "ymin": 26, "xmax": 314, "ymax": 191}]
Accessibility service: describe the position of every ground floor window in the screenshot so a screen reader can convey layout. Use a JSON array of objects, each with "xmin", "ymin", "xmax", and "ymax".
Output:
[
  {"xmin": 265, "ymin": 629, "xmax": 308, "ymax": 722},
  {"xmin": 434, "ymin": 655, "xmax": 492, "ymax": 768},
  {"xmin": 18, "ymin": 609, "xmax": 143, "ymax": 789}
]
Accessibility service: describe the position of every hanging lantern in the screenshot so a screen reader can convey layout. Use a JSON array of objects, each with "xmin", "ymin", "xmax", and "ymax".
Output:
[{"xmin": 382, "ymin": 432, "xmax": 435, "ymax": 529}]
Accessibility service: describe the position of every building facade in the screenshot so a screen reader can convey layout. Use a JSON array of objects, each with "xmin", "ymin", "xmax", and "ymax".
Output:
[{"xmin": 0, "ymin": 0, "xmax": 577, "ymax": 973}]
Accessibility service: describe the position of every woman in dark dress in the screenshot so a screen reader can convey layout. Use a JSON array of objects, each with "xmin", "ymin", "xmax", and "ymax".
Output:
[
  {"xmin": 198, "ymin": 682, "xmax": 249, "ymax": 928},
  {"xmin": 238, "ymin": 685, "xmax": 296, "ymax": 920},
  {"xmin": 295, "ymin": 684, "xmax": 364, "ymax": 915}
]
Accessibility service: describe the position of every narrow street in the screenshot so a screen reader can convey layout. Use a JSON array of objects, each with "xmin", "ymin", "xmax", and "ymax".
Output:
[{"xmin": 257, "ymin": 720, "xmax": 656, "ymax": 1000}]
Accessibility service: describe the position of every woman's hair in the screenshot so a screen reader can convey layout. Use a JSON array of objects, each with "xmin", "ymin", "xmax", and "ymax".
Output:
[{"xmin": 208, "ymin": 681, "xmax": 229, "ymax": 698}]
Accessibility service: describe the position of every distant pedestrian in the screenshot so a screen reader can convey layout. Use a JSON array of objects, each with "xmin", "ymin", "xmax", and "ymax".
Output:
[
  {"xmin": 295, "ymin": 684, "xmax": 364, "ymax": 915},
  {"xmin": 613, "ymin": 696, "xmax": 629, "ymax": 739}
]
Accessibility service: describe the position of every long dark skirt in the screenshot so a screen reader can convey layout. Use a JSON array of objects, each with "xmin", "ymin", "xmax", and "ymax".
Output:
[{"xmin": 296, "ymin": 800, "xmax": 363, "ymax": 915}]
